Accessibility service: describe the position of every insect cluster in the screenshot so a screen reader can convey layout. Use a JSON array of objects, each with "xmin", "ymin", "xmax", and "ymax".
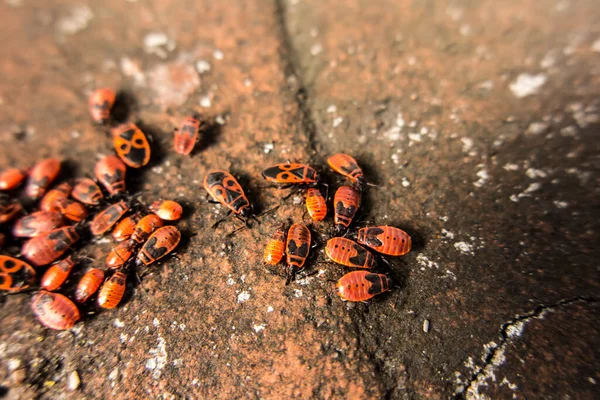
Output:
[
  {"xmin": 0, "ymin": 88, "xmax": 190, "ymax": 330},
  {"xmin": 260, "ymin": 155, "xmax": 412, "ymax": 301}
]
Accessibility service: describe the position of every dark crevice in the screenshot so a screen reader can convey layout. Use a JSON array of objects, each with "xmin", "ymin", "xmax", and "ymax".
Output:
[
  {"xmin": 454, "ymin": 296, "xmax": 599, "ymax": 399},
  {"xmin": 274, "ymin": 0, "xmax": 319, "ymax": 158}
]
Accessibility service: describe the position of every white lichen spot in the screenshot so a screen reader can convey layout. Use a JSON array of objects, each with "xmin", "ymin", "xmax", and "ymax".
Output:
[
  {"xmin": 113, "ymin": 319, "xmax": 125, "ymax": 328},
  {"xmin": 253, "ymin": 324, "xmax": 266, "ymax": 333},
  {"xmin": 553, "ymin": 200, "xmax": 568, "ymax": 209},
  {"xmin": 327, "ymin": 104, "xmax": 337, "ymax": 113},
  {"xmin": 108, "ymin": 368, "xmax": 119, "ymax": 381},
  {"xmin": 384, "ymin": 127, "xmax": 402, "ymax": 141},
  {"xmin": 292, "ymin": 196, "xmax": 302, "ymax": 205},
  {"xmin": 263, "ymin": 143, "xmax": 274, "ymax": 154},
  {"xmin": 408, "ymin": 133, "xmax": 422, "ymax": 144},
  {"xmin": 213, "ymin": 49, "xmax": 224, "ymax": 60},
  {"xmin": 473, "ymin": 169, "xmax": 489, "ymax": 188},
  {"xmin": 146, "ymin": 336, "xmax": 167, "ymax": 379},
  {"xmin": 237, "ymin": 291, "xmax": 251, "ymax": 303},
  {"xmin": 401, "ymin": 177, "xmax": 411, "ymax": 187},
  {"xmin": 441, "ymin": 229, "xmax": 455, "ymax": 240},
  {"xmin": 57, "ymin": 4, "xmax": 93, "ymax": 35},
  {"xmin": 391, "ymin": 153, "xmax": 400, "ymax": 164},
  {"xmin": 503, "ymin": 163, "xmax": 519, "ymax": 171},
  {"xmin": 196, "ymin": 60, "xmax": 211, "ymax": 74},
  {"xmin": 510, "ymin": 194, "xmax": 519, "ymax": 202},
  {"xmin": 200, "ymin": 96, "xmax": 212, "ymax": 108},
  {"xmin": 461, "ymin": 137, "xmax": 474, "ymax": 154},
  {"xmin": 153, "ymin": 318, "xmax": 160, "ymax": 328},
  {"xmin": 525, "ymin": 168, "xmax": 547, "ymax": 179},
  {"xmin": 454, "ymin": 242, "xmax": 474, "ymax": 255},
  {"xmin": 119, "ymin": 333, "xmax": 128, "ymax": 344},
  {"xmin": 293, "ymin": 289, "xmax": 303, "ymax": 298},
  {"xmin": 227, "ymin": 277, "xmax": 235, "ymax": 286},
  {"xmin": 525, "ymin": 121, "xmax": 549, "ymax": 135},
  {"xmin": 523, "ymin": 182, "xmax": 541, "ymax": 194},
  {"xmin": 509, "ymin": 73, "xmax": 547, "ymax": 98},
  {"xmin": 267, "ymin": 306, "xmax": 274, "ymax": 313},
  {"xmin": 506, "ymin": 321, "xmax": 524, "ymax": 338},
  {"xmin": 310, "ymin": 43, "xmax": 323, "ymax": 56},
  {"xmin": 416, "ymin": 254, "xmax": 439, "ymax": 269},
  {"xmin": 333, "ymin": 117, "xmax": 343, "ymax": 128}
]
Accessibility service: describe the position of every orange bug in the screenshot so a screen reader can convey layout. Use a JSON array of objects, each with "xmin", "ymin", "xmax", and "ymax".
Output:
[
  {"xmin": 305, "ymin": 188, "xmax": 327, "ymax": 222},
  {"xmin": 40, "ymin": 257, "xmax": 75, "ymax": 291},
  {"xmin": 55, "ymin": 199, "xmax": 88, "ymax": 222},
  {"xmin": 135, "ymin": 225, "xmax": 181, "ymax": 267},
  {"xmin": 97, "ymin": 271, "xmax": 127, "ymax": 309},
  {"xmin": 40, "ymin": 182, "xmax": 72, "ymax": 212},
  {"xmin": 285, "ymin": 223, "xmax": 311, "ymax": 283},
  {"xmin": 21, "ymin": 226, "xmax": 80, "ymax": 267},
  {"xmin": 74, "ymin": 268, "xmax": 105, "ymax": 303},
  {"xmin": 25, "ymin": 158, "xmax": 61, "ymax": 199},
  {"xmin": 149, "ymin": 200, "xmax": 183, "ymax": 221},
  {"xmin": 0, "ymin": 199, "xmax": 23, "ymax": 224},
  {"xmin": 356, "ymin": 226, "xmax": 411, "ymax": 256},
  {"xmin": 174, "ymin": 114, "xmax": 201, "ymax": 155},
  {"xmin": 95, "ymin": 155, "xmax": 126, "ymax": 195},
  {"xmin": 325, "ymin": 237, "xmax": 375, "ymax": 269},
  {"xmin": 0, "ymin": 256, "xmax": 36, "ymax": 292},
  {"xmin": 72, "ymin": 178, "xmax": 104, "ymax": 205},
  {"xmin": 106, "ymin": 241, "xmax": 135, "ymax": 269},
  {"xmin": 327, "ymin": 154, "xmax": 365, "ymax": 187},
  {"xmin": 0, "ymin": 168, "xmax": 27, "ymax": 191},
  {"xmin": 129, "ymin": 214, "xmax": 163, "ymax": 244},
  {"xmin": 112, "ymin": 213, "xmax": 141, "ymax": 242},
  {"xmin": 90, "ymin": 201, "xmax": 129, "ymax": 236},
  {"xmin": 262, "ymin": 163, "xmax": 318, "ymax": 185},
  {"xmin": 336, "ymin": 271, "xmax": 389, "ymax": 302},
  {"xmin": 333, "ymin": 186, "xmax": 360, "ymax": 234},
  {"xmin": 264, "ymin": 223, "xmax": 286, "ymax": 265},
  {"xmin": 13, "ymin": 211, "xmax": 64, "ymax": 238},
  {"xmin": 204, "ymin": 170, "xmax": 253, "ymax": 225},
  {"xmin": 112, "ymin": 122, "xmax": 151, "ymax": 168},
  {"xmin": 32, "ymin": 291, "xmax": 80, "ymax": 330},
  {"xmin": 88, "ymin": 88, "xmax": 116, "ymax": 124}
]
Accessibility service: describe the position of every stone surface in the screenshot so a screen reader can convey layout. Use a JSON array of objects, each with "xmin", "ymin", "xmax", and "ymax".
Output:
[{"xmin": 0, "ymin": 0, "xmax": 598, "ymax": 399}]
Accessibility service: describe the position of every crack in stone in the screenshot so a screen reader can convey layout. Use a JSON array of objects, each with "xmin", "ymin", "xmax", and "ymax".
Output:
[
  {"xmin": 453, "ymin": 296, "xmax": 599, "ymax": 399},
  {"xmin": 274, "ymin": 0, "xmax": 319, "ymax": 157}
]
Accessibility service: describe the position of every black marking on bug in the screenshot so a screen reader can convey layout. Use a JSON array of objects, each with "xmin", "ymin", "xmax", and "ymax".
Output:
[
  {"xmin": 2, "ymin": 259, "xmax": 17, "ymax": 272},
  {"xmin": 181, "ymin": 124, "xmax": 197, "ymax": 137},
  {"xmin": 142, "ymin": 237, "xmax": 169, "ymax": 261},
  {"xmin": 287, "ymin": 239, "xmax": 309, "ymax": 258},
  {"xmin": 122, "ymin": 146, "xmax": 148, "ymax": 166},
  {"xmin": 365, "ymin": 227, "xmax": 385, "ymax": 247},
  {"xmin": 348, "ymin": 244, "xmax": 371, "ymax": 268},
  {"xmin": 206, "ymin": 171, "xmax": 228, "ymax": 187},
  {"xmin": 365, "ymin": 273, "xmax": 384, "ymax": 295}
]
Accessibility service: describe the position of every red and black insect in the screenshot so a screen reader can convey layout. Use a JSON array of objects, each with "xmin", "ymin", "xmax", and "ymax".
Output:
[
  {"xmin": 149, "ymin": 200, "xmax": 183, "ymax": 221},
  {"xmin": 88, "ymin": 88, "xmax": 116, "ymax": 124},
  {"xmin": 327, "ymin": 154, "xmax": 365, "ymax": 187},
  {"xmin": 112, "ymin": 213, "xmax": 141, "ymax": 242},
  {"xmin": 21, "ymin": 226, "xmax": 80, "ymax": 267},
  {"xmin": 25, "ymin": 158, "xmax": 61, "ymax": 199},
  {"xmin": 135, "ymin": 225, "xmax": 181, "ymax": 267},
  {"xmin": 106, "ymin": 241, "xmax": 135, "ymax": 269},
  {"xmin": 55, "ymin": 199, "xmax": 88, "ymax": 222},
  {"xmin": 112, "ymin": 123, "xmax": 151, "ymax": 168},
  {"xmin": 97, "ymin": 271, "xmax": 127, "ymax": 309},
  {"xmin": 31, "ymin": 291, "xmax": 80, "ymax": 330},
  {"xmin": 325, "ymin": 237, "xmax": 375, "ymax": 269},
  {"xmin": 285, "ymin": 223, "xmax": 311, "ymax": 284},
  {"xmin": 174, "ymin": 114, "xmax": 201, "ymax": 155},
  {"xmin": 204, "ymin": 170, "xmax": 253, "ymax": 225},
  {"xmin": 305, "ymin": 187, "xmax": 327, "ymax": 222},
  {"xmin": 333, "ymin": 186, "xmax": 360, "ymax": 234},
  {"xmin": 0, "ymin": 256, "xmax": 36, "ymax": 292},
  {"xmin": 264, "ymin": 223, "xmax": 286, "ymax": 265},
  {"xmin": 0, "ymin": 168, "xmax": 27, "ymax": 191},
  {"xmin": 40, "ymin": 182, "xmax": 72, "ymax": 212},
  {"xmin": 13, "ymin": 211, "xmax": 64, "ymax": 238},
  {"xmin": 357, "ymin": 226, "xmax": 411, "ymax": 256},
  {"xmin": 90, "ymin": 201, "xmax": 129, "ymax": 236},
  {"xmin": 40, "ymin": 257, "xmax": 75, "ymax": 291},
  {"xmin": 74, "ymin": 268, "xmax": 105, "ymax": 303},
  {"xmin": 72, "ymin": 178, "xmax": 104, "ymax": 205},
  {"xmin": 262, "ymin": 163, "xmax": 318, "ymax": 186},
  {"xmin": 0, "ymin": 199, "xmax": 23, "ymax": 224},
  {"xmin": 335, "ymin": 271, "xmax": 389, "ymax": 302},
  {"xmin": 129, "ymin": 214, "xmax": 163, "ymax": 245},
  {"xmin": 95, "ymin": 155, "xmax": 126, "ymax": 195}
]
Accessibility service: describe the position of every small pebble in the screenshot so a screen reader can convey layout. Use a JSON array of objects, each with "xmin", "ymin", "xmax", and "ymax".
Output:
[
  {"xmin": 423, "ymin": 319, "xmax": 430, "ymax": 333},
  {"xmin": 67, "ymin": 370, "xmax": 80, "ymax": 391}
]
